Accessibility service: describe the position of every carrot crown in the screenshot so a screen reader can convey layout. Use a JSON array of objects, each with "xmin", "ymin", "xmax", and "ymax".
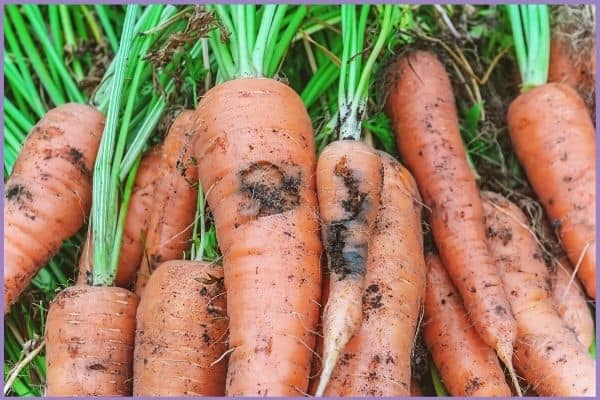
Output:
[
  {"xmin": 206, "ymin": 5, "xmax": 307, "ymax": 81},
  {"xmin": 506, "ymin": 5, "xmax": 550, "ymax": 90},
  {"xmin": 336, "ymin": 5, "xmax": 396, "ymax": 141}
]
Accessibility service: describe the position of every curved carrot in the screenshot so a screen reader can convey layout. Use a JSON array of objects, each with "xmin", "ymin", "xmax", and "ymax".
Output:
[
  {"xmin": 424, "ymin": 253, "xmax": 511, "ymax": 397},
  {"xmin": 133, "ymin": 260, "xmax": 228, "ymax": 395},
  {"xmin": 4, "ymin": 103, "xmax": 105, "ymax": 312},
  {"xmin": 550, "ymin": 257, "xmax": 595, "ymax": 350},
  {"xmin": 482, "ymin": 191, "xmax": 596, "ymax": 396},
  {"xmin": 77, "ymin": 145, "xmax": 162, "ymax": 287},
  {"xmin": 134, "ymin": 111, "xmax": 198, "ymax": 295},
  {"xmin": 385, "ymin": 50, "xmax": 518, "ymax": 382},
  {"xmin": 315, "ymin": 139, "xmax": 383, "ymax": 394},
  {"xmin": 507, "ymin": 83, "xmax": 595, "ymax": 297},
  {"xmin": 323, "ymin": 152, "xmax": 425, "ymax": 396},
  {"xmin": 194, "ymin": 78, "xmax": 322, "ymax": 395},
  {"xmin": 45, "ymin": 285, "xmax": 138, "ymax": 395}
]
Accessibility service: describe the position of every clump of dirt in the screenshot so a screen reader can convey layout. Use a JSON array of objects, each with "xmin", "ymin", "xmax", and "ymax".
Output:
[
  {"xmin": 239, "ymin": 161, "xmax": 301, "ymax": 218},
  {"xmin": 77, "ymin": 42, "xmax": 113, "ymax": 97}
]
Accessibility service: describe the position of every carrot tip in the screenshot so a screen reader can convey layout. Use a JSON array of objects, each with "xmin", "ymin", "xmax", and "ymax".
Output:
[
  {"xmin": 497, "ymin": 344, "xmax": 523, "ymax": 397},
  {"xmin": 314, "ymin": 349, "xmax": 341, "ymax": 397}
]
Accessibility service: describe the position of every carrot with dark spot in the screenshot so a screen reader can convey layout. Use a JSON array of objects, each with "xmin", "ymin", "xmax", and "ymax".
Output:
[
  {"xmin": 385, "ymin": 49, "xmax": 519, "ymax": 390},
  {"xmin": 482, "ymin": 190, "xmax": 596, "ymax": 397},
  {"xmin": 4, "ymin": 103, "xmax": 105, "ymax": 312},
  {"xmin": 315, "ymin": 7, "xmax": 396, "ymax": 394},
  {"xmin": 321, "ymin": 152, "xmax": 425, "ymax": 396}
]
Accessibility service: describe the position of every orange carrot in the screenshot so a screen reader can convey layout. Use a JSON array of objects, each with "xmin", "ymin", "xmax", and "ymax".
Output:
[
  {"xmin": 315, "ymin": 140, "xmax": 383, "ymax": 395},
  {"xmin": 482, "ymin": 191, "xmax": 596, "ymax": 396},
  {"xmin": 321, "ymin": 152, "xmax": 425, "ymax": 396},
  {"xmin": 385, "ymin": 50, "xmax": 519, "ymax": 386},
  {"xmin": 134, "ymin": 111, "xmax": 198, "ymax": 295},
  {"xmin": 507, "ymin": 83, "xmax": 596, "ymax": 297},
  {"xmin": 550, "ymin": 257, "xmax": 595, "ymax": 350},
  {"xmin": 133, "ymin": 260, "xmax": 228, "ymax": 395},
  {"xmin": 4, "ymin": 103, "xmax": 105, "ymax": 312},
  {"xmin": 194, "ymin": 78, "xmax": 322, "ymax": 395},
  {"xmin": 424, "ymin": 253, "xmax": 511, "ymax": 397},
  {"xmin": 45, "ymin": 285, "xmax": 138, "ymax": 395},
  {"xmin": 77, "ymin": 145, "xmax": 162, "ymax": 287}
]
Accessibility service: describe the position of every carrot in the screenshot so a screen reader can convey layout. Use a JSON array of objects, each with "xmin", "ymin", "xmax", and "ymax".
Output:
[
  {"xmin": 45, "ymin": 285, "xmax": 139, "ymax": 395},
  {"xmin": 194, "ymin": 6, "xmax": 322, "ymax": 395},
  {"xmin": 384, "ymin": 49, "xmax": 519, "ymax": 389},
  {"xmin": 424, "ymin": 253, "xmax": 511, "ymax": 397},
  {"xmin": 550, "ymin": 257, "xmax": 595, "ymax": 350},
  {"xmin": 506, "ymin": 5, "xmax": 596, "ymax": 298},
  {"xmin": 134, "ymin": 111, "xmax": 198, "ymax": 295},
  {"xmin": 506, "ymin": 84, "xmax": 596, "ymax": 297},
  {"xmin": 316, "ymin": 140, "xmax": 382, "ymax": 392},
  {"xmin": 133, "ymin": 260, "xmax": 228, "ymax": 395},
  {"xmin": 195, "ymin": 77, "xmax": 322, "ymax": 395},
  {"xmin": 315, "ymin": 8, "xmax": 397, "ymax": 394},
  {"xmin": 4, "ymin": 103, "xmax": 105, "ymax": 312},
  {"xmin": 482, "ymin": 190, "xmax": 596, "ymax": 396},
  {"xmin": 321, "ymin": 152, "xmax": 425, "ymax": 396},
  {"xmin": 77, "ymin": 145, "xmax": 162, "ymax": 287}
]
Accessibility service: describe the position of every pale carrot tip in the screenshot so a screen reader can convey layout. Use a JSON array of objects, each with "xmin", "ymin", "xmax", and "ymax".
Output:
[
  {"xmin": 315, "ymin": 350, "xmax": 340, "ymax": 397},
  {"xmin": 496, "ymin": 344, "xmax": 522, "ymax": 397}
]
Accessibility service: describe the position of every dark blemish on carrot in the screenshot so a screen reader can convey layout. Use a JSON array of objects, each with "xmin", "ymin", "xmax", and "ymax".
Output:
[
  {"xmin": 5, "ymin": 184, "xmax": 32, "ymax": 203},
  {"xmin": 364, "ymin": 284, "xmax": 383, "ymax": 310},
  {"xmin": 199, "ymin": 287, "xmax": 208, "ymax": 296},
  {"xmin": 87, "ymin": 363, "xmax": 107, "ymax": 371},
  {"xmin": 239, "ymin": 161, "xmax": 301, "ymax": 217},
  {"xmin": 494, "ymin": 305, "xmax": 507, "ymax": 315},
  {"xmin": 464, "ymin": 377, "xmax": 482, "ymax": 395}
]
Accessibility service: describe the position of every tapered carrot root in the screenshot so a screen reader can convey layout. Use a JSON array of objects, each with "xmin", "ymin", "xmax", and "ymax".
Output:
[
  {"xmin": 135, "ymin": 111, "xmax": 198, "ymax": 295},
  {"xmin": 315, "ymin": 140, "xmax": 383, "ymax": 396},
  {"xmin": 4, "ymin": 103, "xmax": 105, "ymax": 312},
  {"xmin": 424, "ymin": 254, "xmax": 511, "ymax": 397},
  {"xmin": 507, "ymin": 83, "xmax": 596, "ymax": 297},
  {"xmin": 77, "ymin": 145, "xmax": 162, "ymax": 287},
  {"xmin": 550, "ymin": 257, "xmax": 594, "ymax": 350},
  {"xmin": 194, "ymin": 78, "xmax": 322, "ymax": 396},
  {"xmin": 133, "ymin": 260, "xmax": 228, "ymax": 396},
  {"xmin": 385, "ymin": 50, "xmax": 518, "ymax": 385},
  {"xmin": 322, "ymin": 152, "xmax": 425, "ymax": 396},
  {"xmin": 45, "ymin": 285, "xmax": 138, "ymax": 395},
  {"xmin": 482, "ymin": 191, "xmax": 596, "ymax": 397}
]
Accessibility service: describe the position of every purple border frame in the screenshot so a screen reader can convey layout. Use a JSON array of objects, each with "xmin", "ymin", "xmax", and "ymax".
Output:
[{"xmin": 0, "ymin": 1, "xmax": 598, "ymax": 398}]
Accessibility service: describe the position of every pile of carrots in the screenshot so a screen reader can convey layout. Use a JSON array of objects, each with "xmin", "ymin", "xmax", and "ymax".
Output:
[{"xmin": 3, "ymin": 4, "xmax": 596, "ymax": 397}]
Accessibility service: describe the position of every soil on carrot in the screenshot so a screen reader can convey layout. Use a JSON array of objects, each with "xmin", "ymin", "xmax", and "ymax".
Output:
[{"xmin": 238, "ymin": 161, "xmax": 302, "ymax": 217}]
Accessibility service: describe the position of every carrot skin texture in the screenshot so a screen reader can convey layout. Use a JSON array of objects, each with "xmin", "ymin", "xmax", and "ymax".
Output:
[
  {"xmin": 550, "ymin": 258, "xmax": 595, "ymax": 349},
  {"xmin": 385, "ymin": 50, "xmax": 517, "ymax": 359},
  {"xmin": 4, "ymin": 103, "xmax": 105, "ymax": 312},
  {"xmin": 482, "ymin": 191, "xmax": 596, "ymax": 396},
  {"xmin": 324, "ymin": 152, "xmax": 425, "ymax": 396},
  {"xmin": 133, "ymin": 260, "xmax": 228, "ymax": 396},
  {"xmin": 45, "ymin": 285, "xmax": 138, "ymax": 395},
  {"xmin": 77, "ymin": 145, "xmax": 162, "ymax": 287},
  {"xmin": 135, "ymin": 111, "xmax": 198, "ymax": 295},
  {"xmin": 315, "ymin": 140, "xmax": 383, "ymax": 394},
  {"xmin": 424, "ymin": 254, "xmax": 511, "ymax": 397},
  {"xmin": 194, "ymin": 78, "xmax": 322, "ymax": 396},
  {"xmin": 507, "ymin": 83, "xmax": 596, "ymax": 297}
]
